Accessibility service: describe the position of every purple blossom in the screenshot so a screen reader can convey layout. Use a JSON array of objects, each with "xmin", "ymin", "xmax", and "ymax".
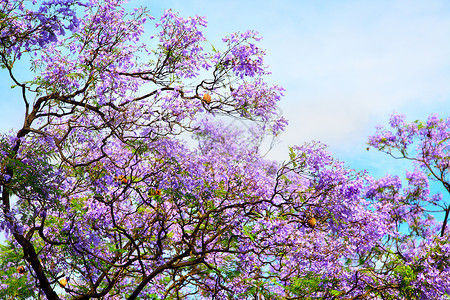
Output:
[{"xmin": 1, "ymin": 1, "xmax": 450, "ymax": 299}]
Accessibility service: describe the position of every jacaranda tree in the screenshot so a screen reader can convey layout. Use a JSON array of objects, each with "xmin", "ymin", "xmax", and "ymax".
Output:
[
  {"xmin": 364, "ymin": 113, "xmax": 450, "ymax": 299},
  {"xmin": 0, "ymin": 1, "xmax": 449, "ymax": 299}
]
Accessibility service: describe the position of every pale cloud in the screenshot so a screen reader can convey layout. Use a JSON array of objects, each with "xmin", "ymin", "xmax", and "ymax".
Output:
[
  {"xmin": 113, "ymin": 0, "xmax": 450, "ymax": 167},
  {"xmin": 255, "ymin": 0, "xmax": 450, "ymax": 160}
]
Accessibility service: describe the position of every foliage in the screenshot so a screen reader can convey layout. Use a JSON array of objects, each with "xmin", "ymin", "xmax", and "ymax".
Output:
[{"xmin": 0, "ymin": 241, "xmax": 36, "ymax": 299}]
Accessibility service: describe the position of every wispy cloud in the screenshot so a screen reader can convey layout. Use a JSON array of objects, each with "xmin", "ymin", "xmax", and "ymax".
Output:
[{"xmin": 143, "ymin": 0, "xmax": 450, "ymax": 157}]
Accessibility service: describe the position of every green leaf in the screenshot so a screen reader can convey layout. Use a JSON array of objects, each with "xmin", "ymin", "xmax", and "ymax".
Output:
[{"xmin": 330, "ymin": 289, "xmax": 342, "ymax": 296}]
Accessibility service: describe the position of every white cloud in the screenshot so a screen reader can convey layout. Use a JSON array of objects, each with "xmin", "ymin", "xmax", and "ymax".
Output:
[
  {"xmin": 257, "ymin": 0, "xmax": 450, "ymax": 158},
  {"xmin": 127, "ymin": 0, "xmax": 450, "ymax": 168}
]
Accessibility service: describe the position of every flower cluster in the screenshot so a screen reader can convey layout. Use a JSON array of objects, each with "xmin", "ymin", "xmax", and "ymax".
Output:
[
  {"xmin": 154, "ymin": 9, "xmax": 208, "ymax": 79},
  {"xmin": 0, "ymin": 0, "xmax": 87, "ymax": 60}
]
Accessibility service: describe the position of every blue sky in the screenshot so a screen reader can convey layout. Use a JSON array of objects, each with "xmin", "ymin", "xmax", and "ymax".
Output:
[
  {"xmin": 2, "ymin": 0, "xmax": 450, "ymax": 178},
  {"xmin": 135, "ymin": 0, "xmax": 450, "ymax": 179}
]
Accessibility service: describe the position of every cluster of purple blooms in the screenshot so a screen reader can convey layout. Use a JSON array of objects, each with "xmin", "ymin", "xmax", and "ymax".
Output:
[{"xmin": 0, "ymin": 1, "xmax": 450, "ymax": 299}]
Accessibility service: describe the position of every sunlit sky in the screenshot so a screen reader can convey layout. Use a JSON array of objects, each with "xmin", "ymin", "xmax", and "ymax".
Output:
[
  {"xmin": 139, "ymin": 0, "xmax": 450, "ymax": 179},
  {"xmin": 2, "ymin": 0, "xmax": 450, "ymax": 179}
]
